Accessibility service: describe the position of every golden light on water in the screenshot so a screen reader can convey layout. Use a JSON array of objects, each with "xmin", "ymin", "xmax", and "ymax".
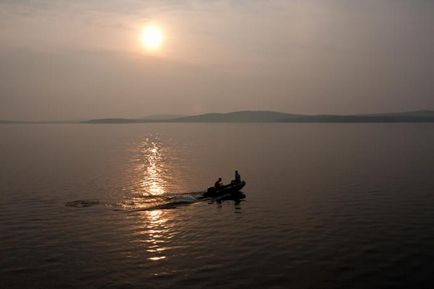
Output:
[
  {"xmin": 129, "ymin": 138, "xmax": 167, "ymax": 198},
  {"xmin": 140, "ymin": 25, "xmax": 164, "ymax": 51},
  {"xmin": 121, "ymin": 139, "xmax": 168, "ymax": 210},
  {"xmin": 143, "ymin": 142, "xmax": 165, "ymax": 195},
  {"xmin": 143, "ymin": 209, "xmax": 172, "ymax": 261},
  {"xmin": 126, "ymin": 138, "xmax": 174, "ymax": 262},
  {"xmin": 129, "ymin": 209, "xmax": 174, "ymax": 262}
]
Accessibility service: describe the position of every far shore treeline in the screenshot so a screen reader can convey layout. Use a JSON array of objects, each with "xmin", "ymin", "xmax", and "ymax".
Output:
[{"xmin": 2, "ymin": 110, "xmax": 434, "ymax": 124}]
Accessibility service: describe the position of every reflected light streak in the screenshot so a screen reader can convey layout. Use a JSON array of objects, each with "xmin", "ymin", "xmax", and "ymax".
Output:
[
  {"xmin": 126, "ymin": 137, "xmax": 176, "ymax": 262},
  {"xmin": 142, "ymin": 209, "xmax": 171, "ymax": 261},
  {"xmin": 141, "ymin": 141, "xmax": 166, "ymax": 196}
]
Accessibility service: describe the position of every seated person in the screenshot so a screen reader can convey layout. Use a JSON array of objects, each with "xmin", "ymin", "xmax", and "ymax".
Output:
[
  {"xmin": 235, "ymin": 170, "xmax": 241, "ymax": 183},
  {"xmin": 214, "ymin": 177, "xmax": 223, "ymax": 188}
]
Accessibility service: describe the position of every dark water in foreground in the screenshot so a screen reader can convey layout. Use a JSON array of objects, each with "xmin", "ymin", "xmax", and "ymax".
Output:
[{"xmin": 1, "ymin": 124, "xmax": 434, "ymax": 289}]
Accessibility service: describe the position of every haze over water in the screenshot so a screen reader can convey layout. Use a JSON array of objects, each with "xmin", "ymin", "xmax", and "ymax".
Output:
[
  {"xmin": 1, "ymin": 0, "xmax": 434, "ymax": 120},
  {"xmin": 1, "ymin": 123, "xmax": 434, "ymax": 289}
]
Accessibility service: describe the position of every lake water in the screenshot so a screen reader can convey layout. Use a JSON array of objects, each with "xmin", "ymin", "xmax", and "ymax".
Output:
[{"xmin": 1, "ymin": 123, "xmax": 434, "ymax": 289}]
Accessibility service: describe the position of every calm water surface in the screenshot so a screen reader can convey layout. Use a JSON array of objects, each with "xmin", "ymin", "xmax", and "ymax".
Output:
[{"xmin": 1, "ymin": 123, "xmax": 434, "ymax": 289}]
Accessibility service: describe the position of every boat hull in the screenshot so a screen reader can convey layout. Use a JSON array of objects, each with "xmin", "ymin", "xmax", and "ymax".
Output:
[{"xmin": 203, "ymin": 181, "xmax": 246, "ymax": 198}]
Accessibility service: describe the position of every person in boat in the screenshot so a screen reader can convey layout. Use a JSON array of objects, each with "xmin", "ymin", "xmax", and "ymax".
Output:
[
  {"xmin": 234, "ymin": 170, "xmax": 241, "ymax": 183},
  {"xmin": 214, "ymin": 177, "xmax": 223, "ymax": 188}
]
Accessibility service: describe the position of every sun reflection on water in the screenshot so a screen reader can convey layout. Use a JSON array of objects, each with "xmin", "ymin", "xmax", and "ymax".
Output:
[
  {"xmin": 123, "ymin": 138, "xmax": 169, "ymax": 210},
  {"xmin": 125, "ymin": 137, "xmax": 177, "ymax": 262},
  {"xmin": 141, "ymin": 209, "xmax": 174, "ymax": 261},
  {"xmin": 140, "ymin": 139, "xmax": 166, "ymax": 196}
]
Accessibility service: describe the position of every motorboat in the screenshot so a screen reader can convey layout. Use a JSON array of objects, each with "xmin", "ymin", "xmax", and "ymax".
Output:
[{"xmin": 202, "ymin": 180, "xmax": 246, "ymax": 198}]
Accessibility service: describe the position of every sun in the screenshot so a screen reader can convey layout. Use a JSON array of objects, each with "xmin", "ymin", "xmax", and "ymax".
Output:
[{"xmin": 141, "ymin": 25, "xmax": 164, "ymax": 51}]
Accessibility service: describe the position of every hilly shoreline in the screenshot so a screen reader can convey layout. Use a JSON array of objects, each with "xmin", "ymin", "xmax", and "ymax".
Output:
[
  {"xmin": 2, "ymin": 110, "xmax": 434, "ymax": 124},
  {"xmin": 84, "ymin": 110, "xmax": 434, "ymax": 123}
]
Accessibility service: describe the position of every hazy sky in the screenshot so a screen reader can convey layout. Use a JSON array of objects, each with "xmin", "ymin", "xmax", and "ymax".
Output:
[{"xmin": 1, "ymin": 0, "xmax": 433, "ymax": 120}]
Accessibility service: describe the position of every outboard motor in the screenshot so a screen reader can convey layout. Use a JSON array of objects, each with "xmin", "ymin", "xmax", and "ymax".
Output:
[{"xmin": 204, "ymin": 186, "xmax": 216, "ymax": 197}]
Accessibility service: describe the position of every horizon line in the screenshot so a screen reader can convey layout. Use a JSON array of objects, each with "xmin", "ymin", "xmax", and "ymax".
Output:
[{"xmin": 2, "ymin": 109, "xmax": 434, "ymax": 123}]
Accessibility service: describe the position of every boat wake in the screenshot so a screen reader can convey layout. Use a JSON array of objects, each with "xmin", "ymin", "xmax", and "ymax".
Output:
[
  {"xmin": 123, "ymin": 194, "xmax": 203, "ymax": 212},
  {"xmin": 65, "ymin": 191, "xmax": 245, "ymax": 211},
  {"xmin": 65, "ymin": 192, "xmax": 205, "ymax": 211},
  {"xmin": 65, "ymin": 199, "xmax": 101, "ymax": 208}
]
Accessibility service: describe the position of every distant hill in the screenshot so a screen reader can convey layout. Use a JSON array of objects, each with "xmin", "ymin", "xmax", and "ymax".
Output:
[
  {"xmin": 3, "ymin": 110, "xmax": 434, "ymax": 124},
  {"xmin": 171, "ymin": 111, "xmax": 296, "ymax": 122},
  {"xmin": 365, "ymin": 110, "xmax": 434, "ymax": 117},
  {"xmin": 281, "ymin": 110, "xmax": 434, "ymax": 123},
  {"xmin": 168, "ymin": 110, "xmax": 434, "ymax": 123},
  {"xmin": 84, "ymin": 118, "xmax": 138, "ymax": 124},
  {"xmin": 84, "ymin": 114, "xmax": 187, "ymax": 124},
  {"xmin": 139, "ymin": 114, "xmax": 186, "ymax": 121},
  {"xmin": 81, "ymin": 110, "xmax": 434, "ymax": 124}
]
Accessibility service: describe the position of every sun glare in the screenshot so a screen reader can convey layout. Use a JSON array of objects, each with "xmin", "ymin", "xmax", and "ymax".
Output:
[{"xmin": 141, "ymin": 25, "xmax": 164, "ymax": 51}]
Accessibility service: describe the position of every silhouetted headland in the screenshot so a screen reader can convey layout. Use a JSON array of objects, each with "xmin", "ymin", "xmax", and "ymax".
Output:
[
  {"xmin": 83, "ymin": 110, "xmax": 434, "ymax": 124},
  {"xmin": 3, "ymin": 110, "xmax": 434, "ymax": 124},
  {"xmin": 84, "ymin": 114, "xmax": 186, "ymax": 124}
]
